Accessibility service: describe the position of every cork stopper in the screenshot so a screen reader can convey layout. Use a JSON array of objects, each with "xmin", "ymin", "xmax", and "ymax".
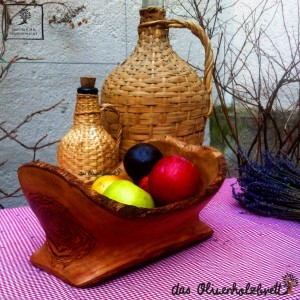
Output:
[
  {"xmin": 78, "ymin": 77, "xmax": 98, "ymax": 95},
  {"xmin": 80, "ymin": 76, "xmax": 96, "ymax": 88}
]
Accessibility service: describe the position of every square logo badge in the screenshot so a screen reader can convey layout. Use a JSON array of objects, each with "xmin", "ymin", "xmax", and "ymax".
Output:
[{"xmin": 5, "ymin": 4, "xmax": 44, "ymax": 40}]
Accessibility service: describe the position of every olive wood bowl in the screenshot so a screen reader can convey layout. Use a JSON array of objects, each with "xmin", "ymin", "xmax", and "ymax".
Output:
[{"xmin": 18, "ymin": 136, "xmax": 227, "ymax": 288}]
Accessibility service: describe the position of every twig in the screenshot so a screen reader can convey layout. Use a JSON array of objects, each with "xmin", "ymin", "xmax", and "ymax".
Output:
[
  {"xmin": 0, "ymin": 98, "xmax": 65, "ymax": 142},
  {"xmin": 0, "ymin": 98, "xmax": 64, "ymax": 202},
  {"xmin": 174, "ymin": 0, "xmax": 300, "ymax": 171}
]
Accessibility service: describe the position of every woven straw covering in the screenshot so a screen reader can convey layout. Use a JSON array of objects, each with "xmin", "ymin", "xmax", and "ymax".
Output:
[
  {"xmin": 57, "ymin": 90, "xmax": 122, "ymax": 183},
  {"xmin": 101, "ymin": 7, "xmax": 213, "ymax": 158}
]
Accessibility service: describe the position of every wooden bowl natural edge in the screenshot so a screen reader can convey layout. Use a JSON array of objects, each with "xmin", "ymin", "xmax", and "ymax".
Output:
[
  {"xmin": 16, "ymin": 136, "xmax": 228, "ymax": 288},
  {"xmin": 18, "ymin": 136, "xmax": 228, "ymax": 219}
]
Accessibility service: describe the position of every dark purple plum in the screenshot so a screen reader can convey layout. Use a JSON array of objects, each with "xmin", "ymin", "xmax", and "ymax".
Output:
[{"xmin": 123, "ymin": 143, "xmax": 163, "ymax": 183}]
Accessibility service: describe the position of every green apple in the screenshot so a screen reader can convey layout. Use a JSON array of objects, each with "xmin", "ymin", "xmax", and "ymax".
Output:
[{"xmin": 103, "ymin": 180, "xmax": 155, "ymax": 208}]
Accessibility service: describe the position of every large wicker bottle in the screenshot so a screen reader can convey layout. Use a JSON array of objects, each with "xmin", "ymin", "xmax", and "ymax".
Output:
[
  {"xmin": 57, "ymin": 77, "xmax": 122, "ymax": 183},
  {"xmin": 101, "ymin": 1, "xmax": 213, "ymax": 157}
]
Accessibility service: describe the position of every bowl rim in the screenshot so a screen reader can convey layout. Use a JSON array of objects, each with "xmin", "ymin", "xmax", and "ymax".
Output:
[{"xmin": 19, "ymin": 136, "xmax": 228, "ymax": 219}]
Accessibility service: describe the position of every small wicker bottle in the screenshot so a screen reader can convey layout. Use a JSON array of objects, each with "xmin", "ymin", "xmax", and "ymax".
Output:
[
  {"xmin": 101, "ymin": 1, "xmax": 213, "ymax": 157},
  {"xmin": 57, "ymin": 77, "xmax": 122, "ymax": 183}
]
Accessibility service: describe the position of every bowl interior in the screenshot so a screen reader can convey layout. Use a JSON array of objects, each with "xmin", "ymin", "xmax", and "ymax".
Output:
[{"xmin": 148, "ymin": 136, "xmax": 227, "ymax": 196}]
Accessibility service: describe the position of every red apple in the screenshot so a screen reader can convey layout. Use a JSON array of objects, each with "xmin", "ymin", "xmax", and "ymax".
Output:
[
  {"xmin": 139, "ymin": 175, "xmax": 150, "ymax": 192},
  {"xmin": 148, "ymin": 155, "xmax": 201, "ymax": 205}
]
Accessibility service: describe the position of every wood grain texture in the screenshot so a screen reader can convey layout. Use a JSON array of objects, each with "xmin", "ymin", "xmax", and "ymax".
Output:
[{"xmin": 18, "ymin": 136, "xmax": 227, "ymax": 288}]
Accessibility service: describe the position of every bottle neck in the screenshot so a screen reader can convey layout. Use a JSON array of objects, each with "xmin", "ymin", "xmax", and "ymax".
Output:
[
  {"xmin": 138, "ymin": 7, "xmax": 169, "ymax": 45},
  {"xmin": 73, "ymin": 94, "xmax": 102, "ymax": 128},
  {"xmin": 139, "ymin": 6, "xmax": 166, "ymax": 22}
]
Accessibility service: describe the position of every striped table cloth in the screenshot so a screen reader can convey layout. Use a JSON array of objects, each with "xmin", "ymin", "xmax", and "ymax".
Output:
[{"xmin": 0, "ymin": 178, "xmax": 299, "ymax": 300}]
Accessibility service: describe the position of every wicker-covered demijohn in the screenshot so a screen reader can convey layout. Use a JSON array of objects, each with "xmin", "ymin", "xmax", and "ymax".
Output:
[
  {"xmin": 101, "ymin": 6, "xmax": 213, "ymax": 157},
  {"xmin": 57, "ymin": 77, "xmax": 122, "ymax": 183}
]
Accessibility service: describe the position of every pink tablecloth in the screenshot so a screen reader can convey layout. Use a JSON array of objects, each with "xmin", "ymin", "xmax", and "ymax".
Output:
[{"xmin": 0, "ymin": 178, "xmax": 299, "ymax": 300}]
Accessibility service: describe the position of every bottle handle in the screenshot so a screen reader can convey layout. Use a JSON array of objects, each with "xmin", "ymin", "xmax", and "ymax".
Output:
[
  {"xmin": 100, "ymin": 103, "xmax": 122, "ymax": 149},
  {"xmin": 139, "ymin": 19, "xmax": 214, "ymax": 117}
]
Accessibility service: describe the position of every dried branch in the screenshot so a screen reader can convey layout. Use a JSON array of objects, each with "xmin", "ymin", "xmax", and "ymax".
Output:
[
  {"xmin": 0, "ymin": 56, "xmax": 43, "ymax": 83},
  {"xmin": 0, "ymin": 98, "xmax": 64, "ymax": 142},
  {"xmin": 0, "ymin": 99, "xmax": 64, "ymax": 203},
  {"xmin": 0, "ymin": 187, "xmax": 22, "ymax": 200},
  {"xmin": 0, "ymin": 126, "xmax": 60, "ymax": 153},
  {"xmin": 173, "ymin": 0, "xmax": 300, "ymax": 171}
]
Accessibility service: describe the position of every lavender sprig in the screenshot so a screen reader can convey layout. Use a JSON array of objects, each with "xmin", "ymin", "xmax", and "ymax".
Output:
[{"xmin": 232, "ymin": 151, "xmax": 300, "ymax": 221}]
